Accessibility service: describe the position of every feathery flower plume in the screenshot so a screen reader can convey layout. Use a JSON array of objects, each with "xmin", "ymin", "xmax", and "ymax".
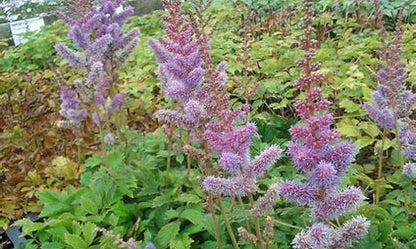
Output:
[
  {"xmin": 150, "ymin": 0, "xmax": 206, "ymax": 128},
  {"xmin": 55, "ymin": 0, "xmax": 139, "ymax": 135},
  {"xmin": 255, "ymin": 0, "xmax": 368, "ymax": 247},
  {"xmin": 364, "ymin": 3, "xmax": 416, "ymax": 168},
  {"xmin": 332, "ymin": 216, "xmax": 370, "ymax": 248},
  {"xmin": 202, "ymin": 110, "xmax": 282, "ymax": 196}
]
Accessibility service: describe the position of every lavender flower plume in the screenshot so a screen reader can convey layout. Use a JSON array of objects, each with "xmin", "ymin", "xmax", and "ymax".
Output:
[
  {"xmin": 144, "ymin": 243, "xmax": 155, "ymax": 249},
  {"xmin": 292, "ymin": 230, "xmax": 313, "ymax": 249},
  {"xmin": 54, "ymin": 43, "xmax": 86, "ymax": 68},
  {"xmin": 58, "ymin": 86, "xmax": 87, "ymax": 128},
  {"xmin": 106, "ymin": 93, "xmax": 124, "ymax": 114},
  {"xmin": 277, "ymin": 181, "xmax": 319, "ymax": 206},
  {"xmin": 312, "ymin": 187, "xmax": 365, "ymax": 220},
  {"xmin": 202, "ymin": 110, "xmax": 282, "ymax": 196},
  {"xmin": 203, "ymin": 176, "xmax": 256, "ymax": 197},
  {"xmin": 246, "ymin": 145, "xmax": 283, "ymax": 178},
  {"xmin": 96, "ymin": 227, "xmax": 155, "ymax": 249},
  {"xmin": 56, "ymin": 0, "xmax": 139, "ymax": 130},
  {"xmin": 307, "ymin": 223, "xmax": 335, "ymax": 248},
  {"xmin": 150, "ymin": 0, "xmax": 231, "ymax": 132},
  {"xmin": 95, "ymin": 90, "xmax": 106, "ymax": 106},
  {"xmin": 332, "ymin": 216, "xmax": 370, "ymax": 248},
  {"xmin": 364, "ymin": 4, "xmax": 416, "ymax": 164}
]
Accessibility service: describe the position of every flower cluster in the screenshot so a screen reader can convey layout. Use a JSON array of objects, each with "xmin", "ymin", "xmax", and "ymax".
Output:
[
  {"xmin": 96, "ymin": 227, "xmax": 154, "ymax": 249},
  {"xmin": 202, "ymin": 108, "xmax": 282, "ymax": 196},
  {"xmin": 55, "ymin": 0, "xmax": 139, "ymax": 138},
  {"xmin": 254, "ymin": 0, "xmax": 368, "ymax": 247},
  {"xmin": 363, "ymin": 4, "xmax": 416, "ymax": 164},
  {"xmin": 149, "ymin": 0, "xmax": 228, "ymax": 130},
  {"xmin": 292, "ymin": 216, "xmax": 370, "ymax": 249}
]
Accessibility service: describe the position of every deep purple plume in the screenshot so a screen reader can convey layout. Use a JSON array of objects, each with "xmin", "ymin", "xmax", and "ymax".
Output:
[{"xmin": 254, "ymin": 0, "xmax": 368, "ymax": 247}]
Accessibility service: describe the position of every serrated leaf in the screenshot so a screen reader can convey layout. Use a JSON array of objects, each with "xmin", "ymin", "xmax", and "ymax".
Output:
[
  {"xmin": 181, "ymin": 209, "xmax": 204, "ymax": 227},
  {"xmin": 156, "ymin": 221, "xmax": 180, "ymax": 249},
  {"xmin": 64, "ymin": 234, "xmax": 88, "ymax": 249},
  {"xmin": 14, "ymin": 219, "xmax": 47, "ymax": 236},
  {"xmin": 81, "ymin": 222, "xmax": 96, "ymax": 245},
  {"xmin": 169, "ymin": 233, "xmax": 194, "ymax": 249}
]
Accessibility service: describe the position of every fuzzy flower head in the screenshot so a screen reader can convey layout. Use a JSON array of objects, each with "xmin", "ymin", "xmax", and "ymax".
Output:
[
  {"xmin": 403, "ymin": 162, "xmax": 416, "ymax": 177},
  {"xmin": 203, "ymin": 108, "xmax": 282, "ymax": 196}
]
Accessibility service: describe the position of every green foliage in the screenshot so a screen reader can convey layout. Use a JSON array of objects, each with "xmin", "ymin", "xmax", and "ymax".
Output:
[
  {"xmin": 4, "ymin": 2, "xmax": 416, "ymax": 248},
  {"xmin": 0, "ymin": 21, "xmax": 68, "ymax": 72}
]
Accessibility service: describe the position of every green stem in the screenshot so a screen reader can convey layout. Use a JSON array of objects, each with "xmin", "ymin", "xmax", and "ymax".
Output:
[
  {"xmin": 186, "ymin": 135, "xmax": 191, "ymax": 179},
  {"xmin": 165, "ymin": 137, "xmax": 172, "ymax": 186},
  {"xmin": 238, "ymin": 196, "xmax": 252, "ymax": 233},
  {"xmin": 375, "ymin": 129, "xmax": 387, "ymax": 204},
  {"xmin": 394, "ymin": 124, "xmax": 404, "ymax": 168},
  {"xmin": 217, "ymin": 198, "xmax": 240, "ymax": 249},
  {"xmin": 274, "ymin": 219, "xmax": 302, "ymax": 230},
  {"xmin": 248, "ymin": 194, "xmax": 265, "ymax": 249},
  {"xmin": 394, "ymin": 123, "xmax": 410, "ymax": 217},
  {"xmin": 208, "ymin": 193, "xmax": 222, "ymax": 249}
]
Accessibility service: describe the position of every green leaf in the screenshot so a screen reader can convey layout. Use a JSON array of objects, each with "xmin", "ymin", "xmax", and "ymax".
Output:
[
  {"xmin": 181, "ymin": 209, "xmax": 204, "ymax": 227},
  {"xmin": 64, "ymin": 234, "xmax": 89, "ymax": 249},
  {"xmin": 175, "ymin": 193, "xmax": 201, "ymax": 204},
  {"xmin": 169, "ymin": 233, "xmax": 194, "ymax": 249},
  {"xmin": 84, "ymin": 156, "xmax": 102, "ymax": 168},
  {"xmin": 378, "ymin": 220, "xmax": 394, "ymax": 243},
  {"xmin": 156, "ymin": 221, "xmax": 180, "ymax": 249},
  {"xmin": 14, "ymin": 219, "xmax": 47, "ymax": 236},
  {"xmin": 81, "ymin": 222, "xmax": 97, "ymax": 245}
]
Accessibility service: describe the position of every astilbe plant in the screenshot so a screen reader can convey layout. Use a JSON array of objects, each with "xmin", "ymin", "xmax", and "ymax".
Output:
[
  {"xmin": 150, "ymin": 1, "xmax": 282, "ymax": 248},
  {"xmin": 55, "ymin": 0, "xmax": 139, "ymax": 144},
  {"xmin": 149, "ymin": 0, "xmax": 230, "ymax": 180},
  {"xmin": 253, "ymin": 1, "xmax": 369, "ymax": 248},
  {"xmin": 202, "ymin": 107, "xmax": 282, "ymax": 197},
  {"xmin": 363, "ymin": 3, "xmax": 416, "ymax": 178},
  {"xmin": 149, "ymin": 0, "xmax": 227, "ymax": 130}
]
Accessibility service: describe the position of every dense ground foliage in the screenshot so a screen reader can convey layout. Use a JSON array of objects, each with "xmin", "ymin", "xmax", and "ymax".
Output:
[{"xmin": 1, "ymin": 0, "xmax": 416, "ymax": 248}]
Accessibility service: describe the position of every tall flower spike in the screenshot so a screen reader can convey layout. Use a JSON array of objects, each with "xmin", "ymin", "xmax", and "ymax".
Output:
[
  {"xmin": 55, "ymin": 0, "xmax": 139, "ymax": 131},
  {"xmin": 150, "ymin": 0, "xmax": 206, "ymax": 129},
  {"xmin": 255, "ymin": 0, "xmax": 367, "ymax": 247},
  {"xmin": 364, "ymin": 4, "xmax": 416, "ymax": 165}
]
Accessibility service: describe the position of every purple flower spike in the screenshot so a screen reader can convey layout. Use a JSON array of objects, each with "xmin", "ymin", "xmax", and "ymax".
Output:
[
  {"xmin": 55, "ymin": 0, "xmax": 139, "ymax": 130},
  {"xmin": 312, "ymin": 187, "xmax": 365, "ymax": 220},
  {"xmin": 332, "ymin": 216, "xmax": 370, "ymax": 248},
  {"xmin": 219, "ymin": 152, "xmax": 243, "ymax": 175},
  {"xmin": 307, "ymin": 223, "xmax": 334, "ymax": 248},
  {"xmin": 202, "ymin": 176, "xmax": 256, "ymax": 197},
  {"xmin": 104, "ymin": 133, "xmax": 115, "ymax": 146},
  {"xmin": 247, "ymin": 145, "xmax": 282, "ymax": 178},
  {"xmin": 278, "ymin": 181, "xmax": 319, "ymax": 206},
  {"xmin": 257, "ymin": 1, "xmax": 367, "ymax": 248},
  {"xmin": 310, "ymin": 161, "xmax": 337, "ymax": 188},
  {"xmin": 403, "ymin": 163, "xmax": 416, "ymax": 177},
  {"xmin": 106, "ymin": 93, "xmax": 124, "ymax": 114},
  {"xmin": 55, "ymin": 43, "xmax": 86, "ymax": 68}
]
